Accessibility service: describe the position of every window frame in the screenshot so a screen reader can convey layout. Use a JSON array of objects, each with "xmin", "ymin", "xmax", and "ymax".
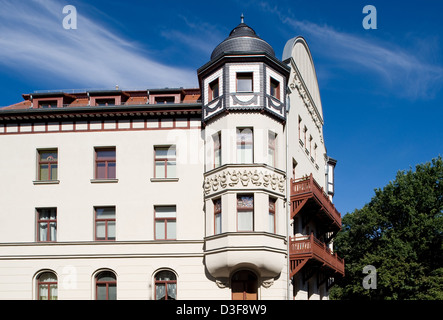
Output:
[
  {"xmin": 95, "ymin": 271, "xmax": 117, "ymax": 300},
  {"xmin": 37, "ymin": 148, "xmax": 58, "ymax": 181},
  {"xmin": 270, "ymin": 77, "xmax": 280, "ymax": 100},
  {"xmin": 94, "ymin": 147, "xmax": 116, "ymax": 180},
  {"xmin": 94, "ymin": 206, "xmax": 116, "ymax": 241},
  {"xmin": 154, "ymin": 146, "xmax": 177, "ymax": 179},
  {"xmin": 269, "ymin": 197, "xmax": 276, "ymax": 233},
  {"xmin": 213, "ymin": 131, "xmax": 221, "ymax": 169},
  {"xmin": 209, "ymin": 78, "xmax": 220, "ymax": 102},
  {"xmin": 236, "ymin": 72, "xmax": 253, "ymax": 93},
  {"xmin": 268, "ymin": 131, "xmax": 277, "ymax": 167},
  {"xmin": 37, "ymin": 272, "xmax": 58, "ymax": 300},
  {"xmin": 236, "ymin": 194, "xmax": 254, "ymax": 232},
  {"xmin": 236, "ymin": 127, "xmax": 254, "ymax": 164},
  {"xmin": 214, "ymin": 198, "xmax": 222, "ymax": 235},
  {"xmin": 154, "ymin": 270, "xmax": 177, "ymax": 300},
  {"xmin": 36, "ymin": 208, "xmax": 57, "ymax": 242},
  {"xmin": 154, "ymin": 206, "xmax": 177, "ymax": 240}
]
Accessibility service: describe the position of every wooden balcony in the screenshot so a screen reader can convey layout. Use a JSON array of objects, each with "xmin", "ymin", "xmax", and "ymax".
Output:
[
  {"xmin": 289, "ymin": 233, "xmax": 345, "ymax": 278},
  {"xmin": 290, "ymin": 174, "xmax": 341, "ymax": 231}
]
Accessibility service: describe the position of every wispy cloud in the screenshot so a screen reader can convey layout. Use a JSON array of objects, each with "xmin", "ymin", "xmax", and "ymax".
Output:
[
  {"xmin": 258, "ymin": 2, "xmax": 443, "ymax": 100},
  {"xmin": 0, "ymin": 0, "xmax": 197, "ymax": 90}
]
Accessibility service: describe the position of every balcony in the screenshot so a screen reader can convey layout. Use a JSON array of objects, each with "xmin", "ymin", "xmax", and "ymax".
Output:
[
  {"xmin": 290, "ymin": 174, "xmax": 341, "ymax": 231},
  {"xmin": 289, "ymin": 233, "xmax": 344, "ymax": 278}
]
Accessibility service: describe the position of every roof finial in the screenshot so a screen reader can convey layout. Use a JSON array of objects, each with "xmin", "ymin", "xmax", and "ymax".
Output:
[{"xmin": 241, "ymin": 13, "xmax": 244, "ymax": 24}]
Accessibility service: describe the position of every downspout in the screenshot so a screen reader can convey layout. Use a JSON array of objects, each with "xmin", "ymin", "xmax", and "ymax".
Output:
[{"xmin": 285, "ymin": 92, "xmax": 291, "ymax": 300}]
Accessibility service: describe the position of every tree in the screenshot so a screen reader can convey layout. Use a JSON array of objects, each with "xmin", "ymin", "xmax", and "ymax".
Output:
[{"xmin": 330, "ymin": 156, "xmax": 443, "ymax": 300}]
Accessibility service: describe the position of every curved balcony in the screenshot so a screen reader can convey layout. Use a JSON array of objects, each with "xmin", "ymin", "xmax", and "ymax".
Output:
[{"xmin": 204, "ymin": 232, "xmax": 286, "ymax": 279}]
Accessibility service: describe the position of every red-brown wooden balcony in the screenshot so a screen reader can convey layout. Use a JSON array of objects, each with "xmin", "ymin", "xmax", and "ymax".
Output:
[
  {"xmin": 290, "ymin": 174, "xmax": 341, "ymax": 232},
  {"xmin": 289, "ymin": 233, "xmax": 345, "ymax": 278}
]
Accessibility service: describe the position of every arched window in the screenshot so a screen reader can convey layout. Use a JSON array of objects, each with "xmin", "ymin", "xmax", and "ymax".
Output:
[
  {"xmin": 95, "ymin": 271, "xmax": 116, "ymax": 300},
  {"xmin": 154, "ymin": 270, "xmax": 177, "ymax": 300},
  {"xmin": 37, "ymin": 272, "xmax": 57, "ymax": 300}
]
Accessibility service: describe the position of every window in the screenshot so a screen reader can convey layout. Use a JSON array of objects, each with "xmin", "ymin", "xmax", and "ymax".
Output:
[
  {"xmin": 96, "ymin": 271, "xmax": 116, "ymax": 300},
  {"xmin": 269, "ymin": 198, "xmax": 276, "ymax": 233},
  {"xmin": 213, "ymin": 131, "xmax": 221, "ymax": 169},
  {"xmin": 154, "ymin": 146, "xmax": 176, "ymax": 178},
  {"xmin": 236, "ymin": 72, "xmax": 253, "ymax": 92},
  {"xmin": 214, "ymin": 198, "xmax": 222, "ymax": 235},
  {"xmin": 209, "ymin": 78, "xmax": 220, "ymax": 101},
  {"xmin": 268, "ymin": 131, "xmax": 276, "ymax": 167},
  {"xmin": 155, "ymin": 206, "xmax": 176, "ymax": 240},
  {"xmin": 155, "ymin": 270, "xmax": 177, "ymax": 300},
  {"xmin": 95, "ymin": 207, "xmax": 115, "ymax": 241},
  {"xmin": 95, "ymin": 147, "xmax": 116, "ymax": 179},
  {"xmin": 37, "ymin": 272, "xmax": 57, "ymax": 300},
  {"xmin": 38, "ymin": 101, "xmax": 57, "ymax": 108},
  {"xmin": 38, "ymin": 149, "xmax": 58, "ymax": 181},
  {"xmin": 237, "ymin": 195, "xmax": 254, "ymax": 231},
  {"xmin": 270, "ymin": 77, "xmax": 280, "ymax": 100},
  {"xmin": 155, "ymin": 96, "xmax": 175, "ymax": 104},
  {"xmin": 298, "ymin": 116, "xmax": 302, "ymax": 142},
  {"xmin": 37, "ymin": 208, "xmax": 57, "ymax": 242},
  {"xmin": 95, "ymin": 98, "xmax": 115, "ymax": 106},
  {"xmin": 303, "ymin": 126, "xmax": 307, "ymax": 147},
  {"xmin": 237, "ymin": 128, "xmax": 253, "ymax": 164}
]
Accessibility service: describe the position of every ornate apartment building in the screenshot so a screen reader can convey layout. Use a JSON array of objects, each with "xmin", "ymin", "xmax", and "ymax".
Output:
[{"xmin": 0, "ymin": 19, "xmax": 344, "ymax": 300}]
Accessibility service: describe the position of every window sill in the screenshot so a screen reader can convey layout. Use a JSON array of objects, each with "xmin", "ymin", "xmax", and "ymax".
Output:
[
  {"xmin": 150, "ymin": 178, "xmax": 179, "ymax": 182},
  {"xmin": 90, "ymin": 179, "xmax": 119, "ymax": 183},
  {"xmin": 33, "ymin": 180, "xmax": 60, "ymax": 185}
]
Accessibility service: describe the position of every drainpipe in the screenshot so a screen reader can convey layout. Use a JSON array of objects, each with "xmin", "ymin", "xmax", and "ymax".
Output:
[{"xmin": 285, "ymin": 93, "xmax": 291, "ymax": 300}]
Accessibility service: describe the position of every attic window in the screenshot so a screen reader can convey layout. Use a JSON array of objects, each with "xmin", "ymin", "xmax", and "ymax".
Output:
[
  {"xmin": 270, "ymin": 78, "xmax": 280, "ymax": 100},
  {"xmin": 155, "ymin": 96, "xmax": 175, "ymax": 104},
  {"xmin": 209, "ymin": 79, "xmax": 220, "ymax": 102},
  {"xmin": 236, "ymin": 72, "xmax": 253, "ymax": 92},
  {"xmin": 38, "ymin": 101, "xmax": 58, "ymax": 109},
  {"xmin": 95, "ymin": 98, "xmax": 115, "ymax": 106}
]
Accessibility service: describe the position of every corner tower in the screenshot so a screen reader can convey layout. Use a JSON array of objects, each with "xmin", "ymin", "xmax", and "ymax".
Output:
[{"xmin": 198, "ymin": 17, "xmax": 290, "ymax": 299}]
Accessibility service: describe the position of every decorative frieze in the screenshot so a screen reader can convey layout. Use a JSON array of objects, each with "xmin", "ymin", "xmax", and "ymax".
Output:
[{"xmin": 204, "ymin": 164, "xmax": 285, "ymax": 197}]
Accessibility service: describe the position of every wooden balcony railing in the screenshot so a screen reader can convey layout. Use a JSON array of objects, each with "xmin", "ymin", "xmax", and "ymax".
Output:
[
  {"xmin": 290, "ymin": 174, "xmax": 341, "ymax": 228},
  {"xmin": 289, "ymin": 233, "xmax": 345, "ymax": 277}
]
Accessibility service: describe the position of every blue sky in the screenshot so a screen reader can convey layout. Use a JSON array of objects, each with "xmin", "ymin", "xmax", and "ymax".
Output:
[{"xmin": 0, "ymin": 0, "xmax": 442, "ymax": 215}]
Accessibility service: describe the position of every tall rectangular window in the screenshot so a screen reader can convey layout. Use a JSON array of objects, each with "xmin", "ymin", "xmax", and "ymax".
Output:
[
  {"xmin": 37, "ymin": 208, "xmax": 57, "ymax": 242},
  {"xmin": 214, "ymin": 198, "xmax": 222, "ymax": 235},
  {"xmin": 95, "ymin": 207, "xmax": 116, "ymax": 241},
  {"xmin": 237, "ymin": 195, "xmax": 254, "ymax": 231},
  {"xmin": 236, "ymin": 72, "xmax": 253, "ymax": 92},
  {"xmin": 268, "ymin": 131, "xmax": 276, "ymax": 167},
  {"xmin": 154, "ymin": 146, "xmax": 176, "ymax": 178},
  {"xmin": 155, "ymin": 206, "xmax": 176, "ymax": 240},
  {"xmin": 237, "ymin": 128, "xmax": 253, "ymax": 164},
  {"xmin": 209, "ymin": 78, "xmax": 220, "ymax": 101},
  {"xmin": 95, "ymin": 147, "xmax": 116, "ymax": 179},
  {"xmin": 38, "ymin": 149, "xmax": 58, "ymax": 181},
  {"xmin": 269, "ymin": 198, "xmax": 276, "ymax": 233},
  {"xmin": 270, "ymin": 78, "xmax": 280, "ymax": 100},
  {"xmin": 213, "ymin": 132, "xmax": 221, "ymax": 169}
]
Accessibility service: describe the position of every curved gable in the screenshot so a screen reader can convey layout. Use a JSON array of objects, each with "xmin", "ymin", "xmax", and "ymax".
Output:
[{"xmin": 283, "ymin": 37, "xmax": 323, "ymax": 120}]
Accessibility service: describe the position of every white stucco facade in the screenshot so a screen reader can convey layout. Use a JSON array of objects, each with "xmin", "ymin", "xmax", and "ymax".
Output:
[{"xmin": 0, "ymin": 21, "xmax": 343, "ymax": 300}]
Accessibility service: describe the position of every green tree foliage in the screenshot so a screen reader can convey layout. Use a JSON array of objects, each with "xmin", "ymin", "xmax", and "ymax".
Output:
[{"xmin": 330, "ymin": 156, "xmax": 443, "ymax": 300}]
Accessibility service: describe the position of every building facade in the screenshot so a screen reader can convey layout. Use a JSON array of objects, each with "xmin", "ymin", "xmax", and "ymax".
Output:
[{"xmin": 0, "ymin": 19, "xmax": 344, "ymax": 300}]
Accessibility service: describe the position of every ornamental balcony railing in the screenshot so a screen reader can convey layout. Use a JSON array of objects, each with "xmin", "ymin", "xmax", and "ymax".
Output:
[
  {"xmin": 290, "ymin": 173, "xmax": 341, "ymax": 230},
  {"xmin": 289, "ymin": 233, "xmax": 344, "ymax": 278}
]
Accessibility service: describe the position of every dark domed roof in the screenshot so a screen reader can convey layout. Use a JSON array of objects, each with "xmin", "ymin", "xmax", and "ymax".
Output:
[{"xmin": 210, "ymin": 17, "xmax": 275, "ymax": 60}]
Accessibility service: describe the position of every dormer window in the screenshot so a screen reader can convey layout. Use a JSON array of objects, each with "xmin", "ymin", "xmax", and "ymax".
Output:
[
  {"xmin": 38, "ymin": 101, "xmax": 58, "ymax": 109},
  {"xmin": 209, "ymin": 79, "xmax": 220, "ymax": 102},
  {"xmin": 155, "ymin": 96, "xmax": 175, "ymax": 104},
  {"xmin": 95, "ymin": 98, "xmax": 115, "ymax": 106},
  {"xmin": 236, "ymin": 72, "xmax": 253, "ymax": 92},
  {"xmin": 270, "ymin": 78, "xmax": 280, "ymax": 100}
]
